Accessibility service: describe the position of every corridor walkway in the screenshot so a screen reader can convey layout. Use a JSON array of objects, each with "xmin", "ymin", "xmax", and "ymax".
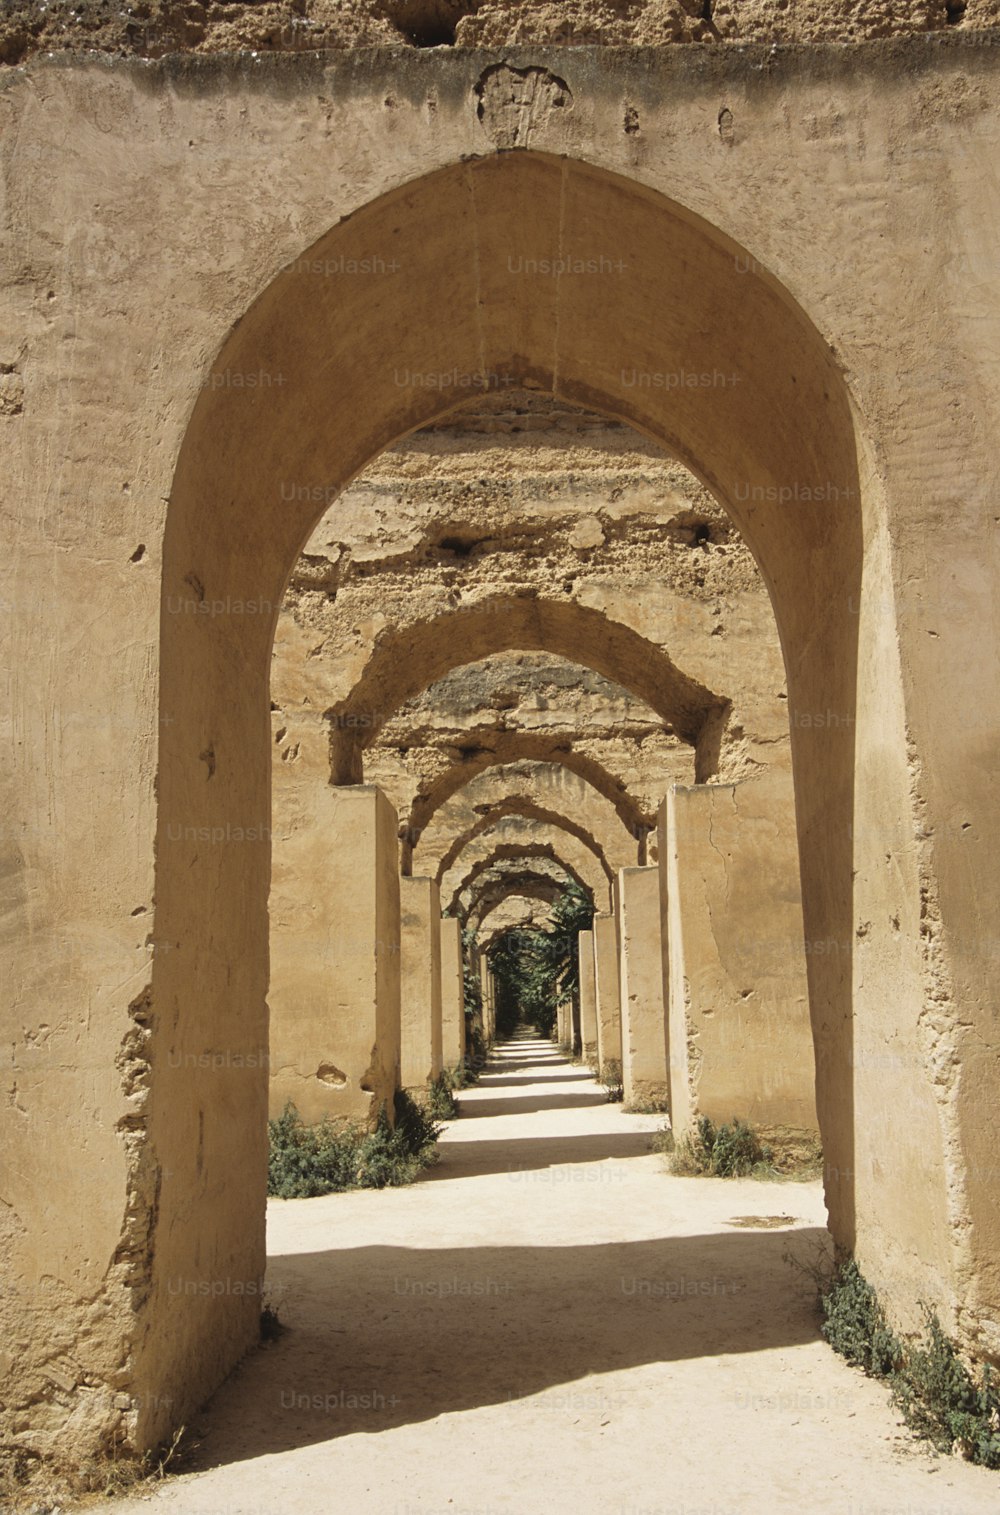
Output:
[{"xmin": 109, "ymin": 1036, "xmax": 997, "ymax": 1514}]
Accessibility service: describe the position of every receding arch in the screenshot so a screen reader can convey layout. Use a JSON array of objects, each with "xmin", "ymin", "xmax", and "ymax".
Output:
[
  {"xmin": 402, "ymin": 744, "xmax": 656, "ymax": 871},
  {"xmin": 468, "ymin": 874, "xmax": 575, "ymax": 935},
  {"xmin": 434, "ymin": 800, "xmax": 613, "ymax": 889},
  {"xmin": 411, "ymin": 760, "xmax": 644, "ymax": 877},
  {"xmin": 455, "ymin": 845, "xmax": 596, "ymax": 924},
  {"xmin": 446, "ymin": 826, "xmax": 610, "ymax": 919},
  {"xmin": 475, "ymin": 892, "xmax": 562, "ymax": 945},
  {"xmin": 151, "ymin": 147, "xmax": 867, "ymax": 1444},
  {"xmin": 327, "ymin": 595, "xmax": 727, "ymax": 784},
  {"xmin": 475, "ymin": 896, "xmax": 558, "ymax": 948}
]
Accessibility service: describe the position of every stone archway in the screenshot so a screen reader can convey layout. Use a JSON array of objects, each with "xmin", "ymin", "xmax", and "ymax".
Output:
[
  {"xmin": 431, "ymin": 799, "xmax": 616, "ymax": 888},
  {"xmin": 402, "ymin": 745, "xmax": 654, "ymax": 871},
  {"xmin": 325, "ymin": 595, "xmax": 727, "ymax": 785},
  {"xmin": 144, "ymin": 148, "xmax": 942, "ymax": 1450},
  {"xmin": 453, "ymin": 846, "xmax": 599, "ymax": 924}
]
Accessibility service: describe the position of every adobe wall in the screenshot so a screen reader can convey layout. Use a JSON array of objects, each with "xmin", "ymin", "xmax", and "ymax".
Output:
[
  {"xmin": 2, "ymin": 33, "xmax": 999, "ymax": 1465},
  {"xmin": 660, "ymin": 774, "xmax": 818, "ymax": 1138}
]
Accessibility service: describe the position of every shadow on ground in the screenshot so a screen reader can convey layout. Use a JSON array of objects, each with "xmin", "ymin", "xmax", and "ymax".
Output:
[
  {"xmin": 421, "ymin": 1130, "xmax": 657, "ymax": 1178},
  {"xmin": 178, "ymin": 1225, "xmax": 829, "ymax": 1472}
]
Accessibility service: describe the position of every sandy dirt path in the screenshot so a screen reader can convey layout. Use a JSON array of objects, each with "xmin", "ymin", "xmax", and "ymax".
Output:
[{"xmin": 108, "ymin": 1035, "xmax": 998, "ymax": 1515}]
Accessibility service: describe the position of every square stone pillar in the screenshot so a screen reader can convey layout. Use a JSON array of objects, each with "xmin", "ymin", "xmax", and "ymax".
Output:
[
  {"xmin": 484, "ymin": 963, "xmax": 497, "ymax": 1041},
  {"xmin": 578, "ymin": 929, "xmax": 598, "ymax": 1066},
  {"xmin": 439, "ymin": 915, "xmax": 466, "ymax": 1071},
  {"xmin": 659, "ymin": 776, "xmax": 818, "ymax": 1139},
  {"xmin": 593, "ymin": 912, "xmax": 622, "ymax": 1079},
  {"xmin": 618, "ymin": 866, "xmax": 669, "ymax": 1111},
  {"xmin": 400, "ymin": 877, "xmax": 443, "ymax": 1091},
  {"xmin": 269, "ymin": 783, "xmax": 400, "ymax": 1126}
]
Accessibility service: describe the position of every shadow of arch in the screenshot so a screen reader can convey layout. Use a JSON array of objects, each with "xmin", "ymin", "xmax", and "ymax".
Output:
[
  {"xmin": 402, "ymin": 743, "xmax": 655, "ymax": 871},
  {"xmin": 153, "ymin": 147, "xmax": 864, "ymax": 1446},
  {"xmin": 326, "ymin": 595, "xmax": 728, "ymax": 785}
]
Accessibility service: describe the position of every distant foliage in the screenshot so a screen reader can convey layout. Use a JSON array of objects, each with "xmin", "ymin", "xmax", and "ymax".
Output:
[
  {"xmin": 267, "ymin": 1094, "xmax": 441, "ymax": 1199},
  {"xmin": 461, "ymin": 924, "xmax": 483, "ymax": 1019},
  {"xmin": 488, "ymin": 880, "xmax": 595, "ymax": 1036}
]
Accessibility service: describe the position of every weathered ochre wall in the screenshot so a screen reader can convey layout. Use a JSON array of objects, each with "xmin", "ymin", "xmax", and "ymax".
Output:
[
  {"xmin": 2, "ymin": 37, "xmax": 999, "ymax": 1464},
  {"xmin": 618, "ymin": 866, "xmax": 669, "ymax": 1108},
  {"xmin": 269, "ymin": 782, "xmax": 402, "ymax": 1124},
  {"xmin": 578, "ymin": 928, "xmax": 599, "ymax": 1065},
  {"xmin": 439, "ymin": 915, "xmax": 466, "ymax": 1070},
  {"xmin": 660, "ymin": 774, "xmax": 818, "ymax": 1137},
  {"xmin": 399, "ymin": 876, "xmax": 444, "ymax": 1089},
  {"xmin": 593, "ymin": 911, "xmax": 623, "ymax": 1077}
]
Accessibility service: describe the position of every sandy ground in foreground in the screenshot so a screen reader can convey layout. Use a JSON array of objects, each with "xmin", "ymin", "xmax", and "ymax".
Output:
[{"xmin": 105, "ymin": 1036, "xmax": 998, "ymax": 1515}]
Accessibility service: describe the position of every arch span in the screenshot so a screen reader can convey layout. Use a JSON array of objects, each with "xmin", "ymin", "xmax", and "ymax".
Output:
[
  {"xmin": 434, "ymin": 801, "xmax": 613, "ymax": 889},
  {"xmin": 457, "ymin": 846, "xmax": 595, "ymax": 923},
  {"xmin": 475, "ymin": 897, "xmax": 557, "ymax": 947},
  {"xmin": 327, "ymin": 595, "xmax": 727, "ymax": 784},
  {"xmin": 412, "ymin": 761, "xmax": 642, "ymax": 878},
  {"xmin": 151, "ymin": 148, "xmax": 870, "ymax": 1445},
  {"xmin": 402, "ymin": 744, "xmax": 656, "ymax": 871},
  {"xmin": 470, "ymin": 876, "xmax": 573, "ymax": 935}
]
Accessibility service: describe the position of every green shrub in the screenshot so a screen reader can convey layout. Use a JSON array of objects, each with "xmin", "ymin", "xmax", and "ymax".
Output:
[
  {"xmin": 440, "ymin": 1059, "xmax": 477, "ymax": 1090},
  {"xmin": 708, "ymin": 1116, "xmax": 772, "ymax": 1176},
  {"xmin": 267, "ymin": 1095, "xmax": 441, "ymax": 1199},
  {"xmin": 267, "ymin": 1102, "xmax": 359, "ymax": 1198},
  {"xmin": 600, "ymin": 1059, "xmax": 624, "ymax": 1102},
  {"xmin": 666, "ymin": 1114, "xmax": 774, "ymax": 1177},
  {"xmin": 424, "ymin": 1073, "xmax": 458, "ymax": 1121},
  {"xmin": 892, "ymin": 1312, "xmax": 1000, "ymax": 1466},
  {"xmin": 391, "ymin": 1087, "xmax": 443, "ymax": 1154},
  {"xmin": 820, "ymin": 1261, "xmax": 1000, "ymax": 1470},
  {"xmin": 821, "ymin": 1259, "xmax": 902, "ymax": 1377}
]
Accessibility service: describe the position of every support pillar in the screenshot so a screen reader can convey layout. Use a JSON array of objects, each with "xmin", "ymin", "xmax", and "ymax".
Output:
[
  {"xmin": 480, "ymin": 958, "xmax": 496, "ymax": 1042},
  {"xmin": 269, "ymin": 783, "xmax": 400, "ymax": 1126},
  {"xmin": 578, "ymin": 929, "xmax": 598, "ymax": 1066},
  {"xmin": 659, "ymin": 778, "xmax": 817, "ymax": 1138},
  {"xmin": 439, "ymin": 915, "xmax": 466, "ymax": 1072},
  {"xmin": 593, "ymin": 912, "xmax": 622, "ymax": 1082},
  {"xmin": 400, "ymin": 876, "xmax": 443, "ymax": 1091},
  {"xmin": 618, "ymin": 866, "xmax": 669, "ymax": 1111}
]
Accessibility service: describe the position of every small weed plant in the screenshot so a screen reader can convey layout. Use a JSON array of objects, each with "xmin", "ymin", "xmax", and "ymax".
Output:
[
  {"xmin": 441, "ymin": 1058, "xmax": 478, "ymax": 1090},
  {"xmin": 424, "ymin": 1072, "xmax": 459, "ymax": 1121},
  {"xmin": 820, "ymin": 1259, "xmax": 1000, "ymax": 1470},
  {"xmin": 600, "ymin": 1060, "xmax": 624, "ymax": 1102},
  {"xmin": 0, "ymin": 1426, "xmax": 187, "ymax": 1509},
  {"xmin": 667, "ymin": 1114, "xmax": 774, "ymax": 1177},
  {"xmin": 268, "ymin": 1092, "xmax": 441, "ymax": 1199}
]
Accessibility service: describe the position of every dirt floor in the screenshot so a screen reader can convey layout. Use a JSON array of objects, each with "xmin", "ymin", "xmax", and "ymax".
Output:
[{"xmin": 104, "ymin": 1034, "xmax": 999, "ymax": 1514}]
